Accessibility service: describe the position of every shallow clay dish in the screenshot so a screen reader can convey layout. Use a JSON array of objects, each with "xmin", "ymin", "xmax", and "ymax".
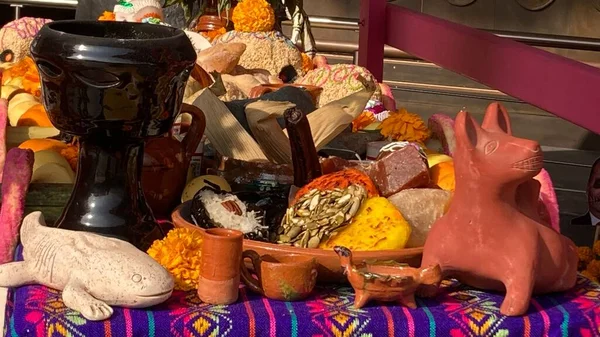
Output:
[{"xmin": 172, "ymin": 201, "xmax": 423, "ymax": 283}]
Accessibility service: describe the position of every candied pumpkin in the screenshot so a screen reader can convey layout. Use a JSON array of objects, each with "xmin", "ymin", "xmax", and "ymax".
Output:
[
  {"xmin": 430, "ymin": 161, "xmax": 455, "ymax": 191},
  {"xmin": 319, "ymin": 197, "xmax": 411, "ymax": 251}
]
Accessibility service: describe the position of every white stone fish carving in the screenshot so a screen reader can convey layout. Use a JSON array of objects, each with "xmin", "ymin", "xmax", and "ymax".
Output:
[{"xmin": 0, "ymin": 211, "xmax": 174, "ymax": 321}]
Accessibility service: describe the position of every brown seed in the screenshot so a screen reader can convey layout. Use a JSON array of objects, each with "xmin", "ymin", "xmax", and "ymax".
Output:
[
  {"xmin": 307, "ymin": 236, "xmax": 320, "ymax": 248},
  {"xmin": 287, "ymin": 226, "xmax": 302, "ymax": 238}
]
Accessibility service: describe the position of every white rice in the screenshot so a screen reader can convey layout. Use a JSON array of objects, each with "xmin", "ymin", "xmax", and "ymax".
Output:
[{"xmin": 198, "ymin": 189, "xmax": 265, "ymax": 234}]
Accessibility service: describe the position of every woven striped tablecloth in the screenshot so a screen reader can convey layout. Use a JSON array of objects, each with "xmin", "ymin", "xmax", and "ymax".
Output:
[{"xmin": 4, "ymin": 273, "xmax": 600, "ymax": 337}]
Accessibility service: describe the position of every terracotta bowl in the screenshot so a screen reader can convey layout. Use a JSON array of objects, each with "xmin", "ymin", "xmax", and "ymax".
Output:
[{"xmin": 172, "ymin": 201, "xmax": 423, "ymax": 283}]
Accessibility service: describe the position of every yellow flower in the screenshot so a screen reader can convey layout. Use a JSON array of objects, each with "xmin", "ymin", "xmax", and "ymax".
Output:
[
  {"xmin": 147, "ymin": 228, "xmax": 203, "ymax": 291},
  {"xmin": 232, "ymin": 0, "xmax": 275, "ymax": 32},
  {"xmin": 379, "ymin": 108, "xmax": 431, "ymax": 144}
]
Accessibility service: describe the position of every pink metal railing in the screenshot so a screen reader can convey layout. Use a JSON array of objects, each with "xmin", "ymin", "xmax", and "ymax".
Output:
[{"xmin": 358, "ymin": 0, "xmax": 600, "ymax": 135}]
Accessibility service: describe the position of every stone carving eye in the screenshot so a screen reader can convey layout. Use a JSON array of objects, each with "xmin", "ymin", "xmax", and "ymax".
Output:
[
  {"xmin": 132, "ymin": 274, "xmax": 142, "ymax": 283},
  {"xmin": 484, "ymin": 140, "xmax": 498, "ymax": 155}
]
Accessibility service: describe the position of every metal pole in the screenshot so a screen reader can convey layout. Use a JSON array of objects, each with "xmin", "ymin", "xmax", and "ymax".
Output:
[
  {"xmin": 352, "ymin": 50, "xmax": 359, "ymax": 65},
  {"xmin": 284, "ymin": 15, "xmax": 600, "ymax": 52},
  {"xmin": 11, "ymin": 4, "xmax": 22, "ymax": 20}
]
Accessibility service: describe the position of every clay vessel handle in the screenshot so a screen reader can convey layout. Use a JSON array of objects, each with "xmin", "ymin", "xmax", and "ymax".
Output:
[
  {"xmin": 180, "ymin": 103, "xmax": 206, "ymax": 166},
  {"xmin": 240, "ymin": 250, "xmax": 264, "ymax": 295},
  {"xmin": 191, "ymin": 64, "xmax": 214, "ymax": 89},
  {"xmin": 249, "ymin": 85, "xmax": 274, "ymax": 99}
]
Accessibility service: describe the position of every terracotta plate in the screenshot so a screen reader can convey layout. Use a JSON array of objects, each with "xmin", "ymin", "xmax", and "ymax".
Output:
[{"xmin": 172, "ymin": 201, "xmax": 423, "ymax": 283}]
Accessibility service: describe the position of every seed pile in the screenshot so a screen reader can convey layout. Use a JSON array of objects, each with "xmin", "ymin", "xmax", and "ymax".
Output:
[{"xmin": 277, "ymin": 184, "xmax": 367, "ymax": 248}]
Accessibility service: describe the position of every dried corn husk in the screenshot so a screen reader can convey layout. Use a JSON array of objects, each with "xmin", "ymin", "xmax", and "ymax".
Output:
[
  {"xmin": 295, "ymin": 84, "xmax": 375, "ymax": 150},
  {"xmin": 188, "ymin": 88, "xmax": 267, "ymax": 161},
  {"xmin": 245, "ymin": 100, "xmax": 295, "ymax": 164}
]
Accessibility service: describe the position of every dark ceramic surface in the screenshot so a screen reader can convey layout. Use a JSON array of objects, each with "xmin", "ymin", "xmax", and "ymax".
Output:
[{"xmin": 30, "ymin": 20, "xmax": 196, "ymax": 250}]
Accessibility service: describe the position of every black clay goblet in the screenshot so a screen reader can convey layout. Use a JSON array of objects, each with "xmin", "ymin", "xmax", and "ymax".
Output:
[{"xmin": 30, "ymin": 21, "xmax": 196, "ymax": 250}]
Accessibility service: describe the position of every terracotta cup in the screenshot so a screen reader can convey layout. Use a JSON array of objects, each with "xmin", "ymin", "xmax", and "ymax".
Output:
[
  {"xmin": 240, "ymin": 250, "xmax": 318, "ymax": 301},
  {"xmin": 198, "ymin": 228, "xmax": 243, "ymax": 305}
]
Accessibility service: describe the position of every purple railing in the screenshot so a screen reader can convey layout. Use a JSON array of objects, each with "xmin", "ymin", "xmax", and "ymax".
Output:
[{"xmin": 358, "ymin": 0, "xmax": 600, "ymax": 135}]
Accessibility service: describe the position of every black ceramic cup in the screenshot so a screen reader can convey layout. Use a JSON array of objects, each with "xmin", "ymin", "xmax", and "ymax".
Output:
[{"xmin": 30, "ymin": 20, "xmax": 196, "ymax": 250}]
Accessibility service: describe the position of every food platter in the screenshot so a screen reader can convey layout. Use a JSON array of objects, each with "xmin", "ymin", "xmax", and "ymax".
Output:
[{"xmin": 172, "ymin": 201, "xmax": 424, "ymax": 282}]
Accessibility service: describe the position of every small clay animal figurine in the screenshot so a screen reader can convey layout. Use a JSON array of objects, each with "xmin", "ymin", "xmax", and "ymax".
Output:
[
  {"xmin": 334, "ymin": 246, "xmax": 441, "ymax": 309},
  {"xmin": 240, "ymin": 250, "xmax": 318, "ymax": 301},
  {"xmin": 420, "ymin": 109, "xmax": 578, "ymax": 316},
  {"xmin": 0, "ymin": 211, "xmax": 174, "ymax": 321}
]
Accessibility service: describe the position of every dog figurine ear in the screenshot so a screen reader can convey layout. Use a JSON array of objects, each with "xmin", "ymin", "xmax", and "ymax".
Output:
[
  {"xmin": 481, "ymin": 102, "xmax": 512, "ymax": 135},
  {"xmin": 454, "ymin": 110, "xmax": 482, "ymax": 150}
]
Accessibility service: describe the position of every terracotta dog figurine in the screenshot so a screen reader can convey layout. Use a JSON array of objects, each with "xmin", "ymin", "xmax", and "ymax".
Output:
[
  {"xmin": 482, "ymin": 102, "xmax": 558, "ymax": 231},
  {"xmin": 419, "ymin": 109, "xmax": 578, "ymax": 316}
]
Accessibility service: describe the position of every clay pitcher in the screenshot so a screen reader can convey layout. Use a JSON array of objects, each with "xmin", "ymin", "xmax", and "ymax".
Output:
[
  {"xmin": 198, "ymin": 228, "xmax": 243, "ymax": 305},
  {"xmin": 142, "ymin": 103, "xmax": 206, "ymax": 217}
]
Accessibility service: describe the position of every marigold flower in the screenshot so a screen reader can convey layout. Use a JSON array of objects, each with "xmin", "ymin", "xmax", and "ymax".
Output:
[
  {"xmin": 352, "ymin": 111, "xmax": 376, "ymax": 132},
  {"xmin": 301, "ymin": 53, "xmax": 313, "ymax": 73},
  {"xmin": 593, "ymin": 240, "xmax": 600, "ymax": 257},
  {"xmin": 232, "ymin": 0, "xmax": 275, "ymax": 32},
  {"xmin": 582, "ymin": 270, "xmax": 599, "ymax": 283},
  {"xmin": 98, "ymin": 11, "xmax": 116, "ymax": 21},
  {"xmin": 379, "ymin": 108, "xmax": 431, "ymax": 144},
  {"xmin": 586, "ymin": 259, "xmax": 600, "ymax": 280},
  {"xmin": 147, "ymin": 228, "xmax": 203, "ymax": 291},
  {"xmin": 578, "ymin": 246, "xmax": 595, "ymax": 271}
]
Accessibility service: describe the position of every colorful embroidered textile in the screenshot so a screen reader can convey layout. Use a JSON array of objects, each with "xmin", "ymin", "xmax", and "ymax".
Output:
[{"xmin": 4, "ymin": 246, "xmax": 600, "ymax": 336}]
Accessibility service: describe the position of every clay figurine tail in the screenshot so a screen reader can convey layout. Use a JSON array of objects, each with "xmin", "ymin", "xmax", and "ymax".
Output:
[
  {"xmin": 534, "ymin": 168, "xmax": 560, "ymax": 233},
  {"xmin": 0, "ymin": 98, "xmax": 8, "ymax": 182},
  {"xmin": 428, "ymin": 114, "xmax": 456, "ymax": 156},
  {"xmin": 419, "ymin": 264, "xmax": 442, "ymax": 286},
  {"xmin": 0, "ymin": 148, "xmax": 34, "ymax": 264}
]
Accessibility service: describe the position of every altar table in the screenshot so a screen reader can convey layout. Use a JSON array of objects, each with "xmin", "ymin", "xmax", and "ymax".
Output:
[{"xmin": 4, "ymin": 272, "xmax": 600, "ymax": 337}]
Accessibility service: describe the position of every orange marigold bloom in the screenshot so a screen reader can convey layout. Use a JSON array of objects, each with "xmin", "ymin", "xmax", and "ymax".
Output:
[
  {"xmin": 352, "ymin": 111, "xmax": 376, "ymax": 132},
  {"xmin": 147, "ymin": 228, "xmax": 203, "ymax": 291},
  {"xmin": 98, "ymin": 11, "xmax": 116, "ymax": 21},
  {"xmin": 593, "ymin": 240, "xmax": 600, "ymax": 257},
  {"xmin": 232, "ymin": 0, "xmax": 275, "ymax": 32},
  {"xmin": 581, "ymin": 270, "xmax": 599, "ymax": 283},
  {"xmin": 579, "ymin": 246, "xmax": 595, "ymax": 271},
  {"xmin": 301, "ymin": 53, "xmax": 313, "ymax": 73},
  {"xmin": 586, "ymin": 259, "xmax": 600, "ymax": 279},
  {"xmin": 379, "ymin": 108, "xmax": 431, "ymax": 144}
]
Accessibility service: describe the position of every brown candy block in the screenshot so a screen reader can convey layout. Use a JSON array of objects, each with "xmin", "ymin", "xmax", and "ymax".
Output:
[
  {"xmin": 419, "ymin": 107, "xmax": 578, "ymax": 317},
  {"xmin": 370, "ymin": 146, "xmax": 430, "ymax": 197}
]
